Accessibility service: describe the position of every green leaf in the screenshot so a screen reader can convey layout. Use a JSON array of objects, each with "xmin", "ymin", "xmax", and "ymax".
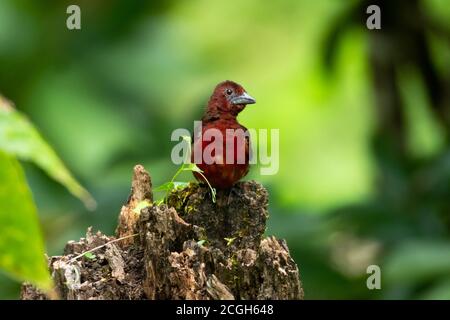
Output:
[
  {"xmin": 154, "ymin": 181, "xmax": 189, "ymax": 192},
  {"xmin": 153, "ymin": 181, "xmax": 175, "ymax": 192},
  {"xmin": 0, "ymin": 98, "xmax": 95, "ymax": 210},
  {"xmin": 173, "ymin": 181, "xmax": 189, "ymax": 188},
  {"xmin": 197, "ymin": 239, "xmax": 206, "ymax": 246},
  {"xmin": 0, "ymin": 151, "xmax": 53, "ymax": 291},
  {"xmin": 182, "ymin": 163, "xmax": 203, "ymax": 173},
  {"xmin": 224, "ymin": 237, "xmax": 236, "ymax": 246},
  {"xmin": 83, "ymin": 252, "xmax": 96, "ymax": 260}
]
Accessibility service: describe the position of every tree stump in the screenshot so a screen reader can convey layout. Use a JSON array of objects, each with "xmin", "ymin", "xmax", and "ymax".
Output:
[{"xmin": 21, "ymin": 165, "xmax": 304, "ymax": 300}]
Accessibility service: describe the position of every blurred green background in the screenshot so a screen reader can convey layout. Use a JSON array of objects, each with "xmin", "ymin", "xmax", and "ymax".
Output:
[{"xmin": 0, "ymin": 0, "xmax": 449, "ymax": 299}]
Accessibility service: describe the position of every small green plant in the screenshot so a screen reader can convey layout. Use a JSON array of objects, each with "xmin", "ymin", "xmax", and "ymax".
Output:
[
  {"xmin": 83, "ymin": 252, "xmax": 96, "ymax": 260},
  {"xmin": 133, "ymin": 200, "xmax": 152, "ymax": 215},
  {"xmin": 224, "ymin": 237, "xmax": 237, "ymax": 246},
  {"xmin": 154, "ymin": 136, "xmax": 216, "ymax": 203}
]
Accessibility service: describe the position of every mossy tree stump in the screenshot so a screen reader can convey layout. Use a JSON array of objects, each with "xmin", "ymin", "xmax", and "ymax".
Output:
[{"xmin": 21, "ymin": 165, "xmax": 303, "ymax": 300}]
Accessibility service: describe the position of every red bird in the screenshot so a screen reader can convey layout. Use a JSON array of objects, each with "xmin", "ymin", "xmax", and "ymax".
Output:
[{"xmin": 192, "ymin": 81, "xmax": 256, "ymax": 189}]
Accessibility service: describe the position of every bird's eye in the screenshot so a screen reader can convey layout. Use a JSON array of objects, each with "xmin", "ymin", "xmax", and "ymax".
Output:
[{"xmin": 226, "ymin": 89, "xmax": 233, "ymax": 95}]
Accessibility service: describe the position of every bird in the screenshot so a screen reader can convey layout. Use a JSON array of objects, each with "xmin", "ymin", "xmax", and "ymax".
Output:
[{"xmin": 191, "ymin": 80, "xmax": 256, "ymax": 189}]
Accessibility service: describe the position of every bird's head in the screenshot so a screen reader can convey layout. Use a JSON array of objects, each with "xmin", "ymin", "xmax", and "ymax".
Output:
[{"xmin": 207, "ymin": 80, "xmax": 256, "ymax": 117}]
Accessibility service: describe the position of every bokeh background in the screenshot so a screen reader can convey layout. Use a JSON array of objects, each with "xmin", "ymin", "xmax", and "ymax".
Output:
[{"xmin": 0, "ymin": 0, "xmax": 449, "ymax": 299}]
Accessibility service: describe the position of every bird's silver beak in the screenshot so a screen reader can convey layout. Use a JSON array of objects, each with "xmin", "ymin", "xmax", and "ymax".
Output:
[{"xmin": 231, "ymin": 92, "xmax": 256, "ymax": 105}]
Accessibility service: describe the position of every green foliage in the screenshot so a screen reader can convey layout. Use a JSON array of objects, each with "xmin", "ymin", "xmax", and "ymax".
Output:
[
  {"xmin": 154, "ymin": 136, "xmax": 216, "ymax": 203},
  {"xmin": 0, "ymin": 97, "xmax": 94, "ymax": 293},
  {"xmin": 224, "ymin": 237, "xmax": 236, "ymax": 246},
  {"xmin": 420, "ymin": 278, "xmax": 450, "ymax": 300},
  {"xmin": 0, "ymin": 151, "xmax": 52, "ymax": 291},
  {"xmin": 154, "ymin": 181, "xmax": 189, "ymax": 192},
  {"xmin": 83, "ymin": 252, "xmax": 96, "ymax": 260},
  {"xmin": 384, "ymin": 241, "xmax": 450, "ymax": 285},
  {"xmin": 0, "ymin": 101, "xmax": 95, "ymax": 210}
]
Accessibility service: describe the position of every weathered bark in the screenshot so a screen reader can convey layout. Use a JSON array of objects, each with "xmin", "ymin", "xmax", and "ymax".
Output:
[
  {"xmin": 116, "ymin": 164, "xmax": 153, "ymax": 245},
  {"xmin": 21, "ymin": 165, "xmax": 303, "ymax": 300}
]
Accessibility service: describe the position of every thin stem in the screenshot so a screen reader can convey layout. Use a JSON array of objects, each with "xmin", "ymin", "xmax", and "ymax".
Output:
[
  {"xmin": 165, "ymin": 165, "xmax": 184, "ymax": 202},
  {"xmin": 69, "ymin": 233, "xmax": 138, "ymax": 263},
  {"xmin": 164, "ymin": 136, "xmax": 192, "ymax": 202},
  {"xmin": 197, "ymin": 171, "xmax": 216, "ymax": 203}
]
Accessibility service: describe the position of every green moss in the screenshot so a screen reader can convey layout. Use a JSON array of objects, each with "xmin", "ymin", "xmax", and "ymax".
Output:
[
  {"xmin": 230, "ymin": 254, "xmax": 238, "ymax": 267},
  {"xmin": 166, "ymin": 182, "xmax": 199, "ymax": 213}
]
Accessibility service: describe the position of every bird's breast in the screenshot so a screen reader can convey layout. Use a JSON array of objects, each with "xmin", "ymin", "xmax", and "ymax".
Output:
[{"xmin": 191, "ymin": 121, "xmax": 250, "ymax": 188}]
